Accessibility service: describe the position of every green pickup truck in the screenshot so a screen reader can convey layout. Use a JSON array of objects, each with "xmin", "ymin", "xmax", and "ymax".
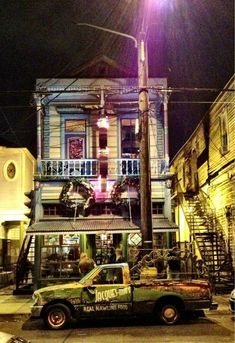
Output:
[{"xmin": 31, "ymin": 262, "xmax": 218, "ymax": 330}]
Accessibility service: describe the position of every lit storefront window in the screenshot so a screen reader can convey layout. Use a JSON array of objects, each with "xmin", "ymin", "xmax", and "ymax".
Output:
[{"xmin": 40, "ymin": 234, "xmax": 80, "ymax": 280}]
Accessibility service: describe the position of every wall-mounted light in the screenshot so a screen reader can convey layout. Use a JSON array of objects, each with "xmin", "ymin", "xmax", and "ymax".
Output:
[{"xmin": 97, "ymin": 116, "xmax": 109, "ymax": 129}]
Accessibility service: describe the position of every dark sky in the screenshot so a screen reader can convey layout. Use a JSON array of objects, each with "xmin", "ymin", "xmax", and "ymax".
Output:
[{"xmin": 0, "ymin": 0, "xmax": 234, "ymax": 159}]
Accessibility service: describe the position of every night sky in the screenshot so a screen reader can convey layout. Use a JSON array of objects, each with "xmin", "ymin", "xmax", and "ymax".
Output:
[{"xmin": 0, "ymin": 0, "xmax": 234, "ymax": 159}]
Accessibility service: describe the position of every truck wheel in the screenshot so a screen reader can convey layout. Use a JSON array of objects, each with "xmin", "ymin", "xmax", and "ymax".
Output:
[
  {"xmin": 158, "ymin": 303, "xmax": 180, "ymax": 325},
  {"xmin": 43, "ymin": 303, "xmax": 71, "ymax": 330}
]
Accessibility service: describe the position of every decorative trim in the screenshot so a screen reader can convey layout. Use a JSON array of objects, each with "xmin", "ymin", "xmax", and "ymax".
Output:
[
  {"xmin": 60, "ymin": 177, "xmax": 95, "ymax": 210},
  {"xmin": 110, "ymin": 176, "xmax": 140, "ymax": 205},
  {"xmin": 3, "ymin": 160, "xmax": 17, "ymax": 181}
]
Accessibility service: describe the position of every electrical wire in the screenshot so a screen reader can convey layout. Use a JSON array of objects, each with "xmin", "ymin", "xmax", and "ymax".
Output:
[{"xmin": 0, "ymin": 86, "xmax": 234, "ymax": 95}]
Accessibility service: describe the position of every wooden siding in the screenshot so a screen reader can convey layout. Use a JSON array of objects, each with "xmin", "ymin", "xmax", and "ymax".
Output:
[
  {"xmin": 43, "ymin": 116, "xmax": 50, "ymax": 158},
  {"xmin": 108, "ymin": 115, "xmax": 118, "ymax": 159},
  {"xmin": 198, "ymin": 162, "xmax": 208, "ymax": 187},
  {"xmin": 151, "ymin": 181, "xmax": 165, "ymax": 199},
  {"xmin": 49, "ymin": 106, "xmax": 61, "ymax": 158},
  {"xmin": 208, "ymin": 78, "xmax": 235, "ymax": 175},
  {"xmin": 41, "ymin": 185, "xmax": 62, "ymax": 201},
  {"xmin": 89, "ymin": 113, "xmax": 99, "ymax": 158},
  {"xmin": 170, "ymin": 120, "xmax": 207, "ymax": 192}
]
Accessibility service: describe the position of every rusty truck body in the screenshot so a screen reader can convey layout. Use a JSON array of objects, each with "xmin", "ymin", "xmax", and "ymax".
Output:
[{"xmin": 31, "ymin": 262, "xmax": 218, "ymax": 330}]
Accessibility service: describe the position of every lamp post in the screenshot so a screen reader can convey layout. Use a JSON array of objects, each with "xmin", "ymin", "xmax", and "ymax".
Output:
[{"xmin": 74, "ymin": 21, "xmax": 153, "ymax": 251}]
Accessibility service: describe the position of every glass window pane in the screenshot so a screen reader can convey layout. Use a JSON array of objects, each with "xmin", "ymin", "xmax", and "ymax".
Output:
[
  {"xmin": 44, "ymin": 235, "xmax": 59, "ymax": 245},
  {"xmin": 121, "ymin": 118, "xmax": 139, "ymax": 158}
]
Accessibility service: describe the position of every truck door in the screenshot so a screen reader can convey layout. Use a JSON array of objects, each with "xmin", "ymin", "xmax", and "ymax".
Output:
[{"xmin": 81, "ymin": 266, "xmax": 132, "ymax": 317}]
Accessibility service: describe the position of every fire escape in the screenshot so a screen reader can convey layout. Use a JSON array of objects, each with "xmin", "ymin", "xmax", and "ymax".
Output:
[{"xmin": 183, "ymin": 190, "xmax": 234, "ymax": 291}]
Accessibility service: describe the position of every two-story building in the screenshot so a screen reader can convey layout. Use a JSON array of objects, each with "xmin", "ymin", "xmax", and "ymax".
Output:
[
  {"xmin": 170, "ymin": 75, "xmax": 235, "ymax": 290},
  {"xmin": 0, "ymin": 146, "xmax": 35, "ymax": 285},
  {"xmin": 14, "ymin": 59, "xmax": 178, "ymax": 292}
]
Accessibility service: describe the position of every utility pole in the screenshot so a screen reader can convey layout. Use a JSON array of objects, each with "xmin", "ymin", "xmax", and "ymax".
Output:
[{"xmin": 138, "ymin": 32, "xmax": 153, "ymax": 252}]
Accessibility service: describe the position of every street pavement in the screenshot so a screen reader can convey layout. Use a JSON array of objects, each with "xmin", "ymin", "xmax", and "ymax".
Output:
[{"xmin": 0, "ymin": 285, "xmax": 232, "ymax": 320}]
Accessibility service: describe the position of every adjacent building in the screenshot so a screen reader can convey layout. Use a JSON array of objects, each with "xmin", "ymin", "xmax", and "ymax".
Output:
[
  {"xmin": 0, "ymin": 146, "xmax": 35, "ymax": 283},
  {"xmin": 170, "ymin": 75, "xmax": 235, "ymax": 288}
]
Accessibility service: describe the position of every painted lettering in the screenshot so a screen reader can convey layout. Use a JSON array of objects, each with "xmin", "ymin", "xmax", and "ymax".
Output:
[
  {"xmin": 83, "ymin": 305, "xmax": 95, "ymax": 312},
  {"xmin": 83, "ymin": 303, "xmax": 129, "ymax": 313},
  {"xmin": 95, "ymin": 286, "xmax": 131, "ymax": 303}
]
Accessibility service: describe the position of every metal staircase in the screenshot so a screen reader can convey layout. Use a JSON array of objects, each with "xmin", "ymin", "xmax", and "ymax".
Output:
[
  {"xmin": 184, "ymin": 191, "xmax": 234, "ymax": 292},
  {"xmin": 13, "ymin": 235, "xmax": 35, "ymax": 295}
]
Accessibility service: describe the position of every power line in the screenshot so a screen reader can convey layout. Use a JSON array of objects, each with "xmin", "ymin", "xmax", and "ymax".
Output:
[
  {"xmin": 0, "ymin": 108, "xmax": 22, "ymax": 146},
  {"xmin": 0, "ymin": 86, "xmax": 234, "ymax": 95},
  {"xmin": 0, "ymin": 99, "xmax": 233, "ymax": 109}
]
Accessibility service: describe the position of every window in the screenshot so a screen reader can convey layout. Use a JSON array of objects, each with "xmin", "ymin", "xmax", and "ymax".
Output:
[
  {"xmin": 40, "ymin": 235, "xmax": 80, "ymax": 279},
  {"xmin": 93, "ymin": 267, "xmax": 123, "ymax": 284},
  {"xmin": 152, "ymin": 202, "xmax": 164, "ymax": 215},
  {"xmin": 43, "ymin": 205, "xmax": 62, "ymax": 216},
  {"xmin": 121, "ymin": 118, "xmax": 139, "ymax": 158},
  {"xmin": 65, "ymin": 119, "xmax": 86, "ymax": 159},
  {"xmin": 219, "ymin": 108, "xmax": 229, "ymax": 154},
  {"xmin": 43, "ymin": 204, "xmax": 75, "ymax": 217},
  {"xmin": 95, "ymin": 234, "xmax": 114, "ymax": 265}
]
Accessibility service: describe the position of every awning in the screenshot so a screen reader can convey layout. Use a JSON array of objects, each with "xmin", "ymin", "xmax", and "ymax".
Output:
[
  {"xmin": 152, "ymin": 218, "xmax": 179, "ymax": 232},
  {"xmin": 26, "ymin": 217, "xmax": 178, "ymax": 235},
  {"xmin": 26, "ymin": 218, "xmax": 140, "ymax": 235}
]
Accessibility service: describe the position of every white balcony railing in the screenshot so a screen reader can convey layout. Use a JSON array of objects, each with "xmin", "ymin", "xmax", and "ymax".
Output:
[
  {"xmin": 39, "ymin": 158, "xmax": 167, "ymax": 178},
  {"xmin": 108, "ymin": 158, "xmax": 167, "ymax": 177},
  {"xmin": 40, "ymin": 159, "xmax": 98, "ymax": 177}
]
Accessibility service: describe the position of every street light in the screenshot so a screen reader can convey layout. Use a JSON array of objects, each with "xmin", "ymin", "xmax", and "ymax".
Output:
[{"xmin": 74, "ymin": 20, "xmax": 153, "ymax": 252}]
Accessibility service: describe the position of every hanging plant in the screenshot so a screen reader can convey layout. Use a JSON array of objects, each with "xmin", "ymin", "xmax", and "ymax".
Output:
[
  {"xmin": 60, "ymin": 177, "xmax": 95, "ymax": 210},
  {"xmin": 110, "ymin": 176, "xmax": 140, "ymax": 205}
]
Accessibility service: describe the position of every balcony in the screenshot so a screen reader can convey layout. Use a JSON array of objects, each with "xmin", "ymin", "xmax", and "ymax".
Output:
[{"xmin": 38, "ymin": 158, "xmax": 167, "ymax": 179}]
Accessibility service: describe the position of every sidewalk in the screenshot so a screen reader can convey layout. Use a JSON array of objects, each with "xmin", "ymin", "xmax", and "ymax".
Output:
[
  {"xmin": 0, "ymin": 285, "xmax": 33, "ymax": 320},
  {"xmin": 0, "ymin": 285, "xmax": 232, "ymax": 320}
]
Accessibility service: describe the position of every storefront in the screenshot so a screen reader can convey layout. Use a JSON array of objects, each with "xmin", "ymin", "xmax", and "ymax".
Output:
[{"xmin": 26, "ymin": 218, "xmax": 138, "ymax": 289}]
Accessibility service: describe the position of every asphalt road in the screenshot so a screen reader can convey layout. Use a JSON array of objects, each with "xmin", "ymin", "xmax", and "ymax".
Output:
[{"xmin": 0, "ymin": 310, "xmax": 234, "ymax": 343}]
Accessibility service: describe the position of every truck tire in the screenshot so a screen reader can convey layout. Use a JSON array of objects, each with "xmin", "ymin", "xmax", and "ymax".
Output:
[
  {"xmin": 43, "ymin": 303, "xmax": 71, "ymax": 330},
  {"xmin": 158, "ymin": 303, "xmax": 180, "ymax": 325}
]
